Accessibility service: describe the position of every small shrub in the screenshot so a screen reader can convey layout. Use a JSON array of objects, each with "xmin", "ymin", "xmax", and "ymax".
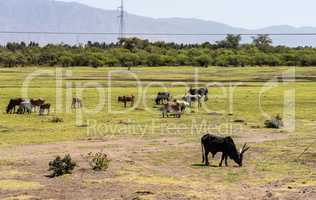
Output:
[
  {"xmin": 48, "ymin": 154, "xmax": 76, "ymax": 177},
  {"xmin": 264, "ymin": 115, "xmax": 283, "ymax": 129},
  {"xmin": 86, "ymin": 152, "xmax": 110, "ymax": 171},
  {"xmin": 50, "ymin": 116, "xmax": 64, "ymax": 123}
]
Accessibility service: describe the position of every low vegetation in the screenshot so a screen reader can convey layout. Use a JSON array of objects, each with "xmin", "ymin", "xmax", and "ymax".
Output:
[
  {"xmin": 85, "ymin": 152, "xmax": 110, "ymax": 171},
  {"xmin": 0, "ymin": 67, "xmax": 314, "ymax": 199},
  {"xmin": 48, "ymin": 154, "xmax": 76, "ymax": 177},
  {"xmin": 2, "ymin": 35, "xmax": 316, "ymax": 68}
]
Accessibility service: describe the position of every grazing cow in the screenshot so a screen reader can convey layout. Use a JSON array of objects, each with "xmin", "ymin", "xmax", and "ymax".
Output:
[
  {"xmin": 182, "ymin": 94, "xmax": 202, "ymax": 107},
  {"xmin": 175, "ymin": 100, "xmax": 189, "ymax": 112},
  {"xmin": 39, "ymin": 103, "xmax": 51, "ymax": 116},
  {"xmin": 162, "ymin": 101, "xmax": 185, "ymax": 118},
  {"xmin": 201, "ymin": 134, "xmax": 250, "ymax": 167},
  {"xmin": 189, "ymin": 87, "xmax": 208, "ymax": 101},
  {"xmin": 17, "ymin": 100, "xmax": 32, "ymax": 114},
  {"xmin": 6, "ymin": 98, "xmax": 24, "ymax": 114},
  {"xmin": 72, "ymin": 98, "xmax": 82, "ymax": 109},
  {"xmin": 155, "ymin": 92, "xmax": 171, "ymax": 105},
  {"xmin": 118, "ymin": 95, "xmax": 135, "ymax": 108},
  {"xmin": 30, "ymin": 98, "xmax": 45, "ymax": 111}
]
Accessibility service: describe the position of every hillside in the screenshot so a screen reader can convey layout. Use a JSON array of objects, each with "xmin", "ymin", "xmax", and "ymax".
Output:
[{"xmin": 0, "ymin": 0, "xmax": 316, "ymax": 46}]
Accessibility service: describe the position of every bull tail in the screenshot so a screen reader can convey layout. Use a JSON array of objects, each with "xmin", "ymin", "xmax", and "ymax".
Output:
[{"xmin": 201, "ymin": 140, "xmax": 205, "ymax": 163}]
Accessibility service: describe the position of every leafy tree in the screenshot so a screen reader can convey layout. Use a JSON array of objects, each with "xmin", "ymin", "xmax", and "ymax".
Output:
[
  {"xmin": 88, "ymin": 55, "xmax": 103, "ymax": 68},
  {"xmin": 195, "ymin": 54, "xmax": 211, "ymax": 67},
  {"xmin": 2, "ymin": 36, "xmax": 316, "ymax": 68},
  {"xmin": 147, "ymin": 54, "xmax": 163, "ymax": 66},
  {"xmin": 59, "ymin": 55, "xmax": 73, "ymax": 67},
  {"xmin": 176, "ymin": 54, "xmax": 189, "ymax": 66},
  {"xmin": 252, "ymin": 34, "xmax": 273, "ymax": 52},
  {"xmin": 118, "ymin": 52, "xmax": 139, "ymax": 67},
  {"xmin": 1, "ymin": 52, "xmax": 18, "ymax": 67},
  {"xmin": 216, "ymin": 34, "xmax": 241, "ymax": 49}
]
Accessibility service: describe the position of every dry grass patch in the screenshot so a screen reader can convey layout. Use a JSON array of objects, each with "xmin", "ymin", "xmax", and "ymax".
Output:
[
  {"xmin": 3, "ymin": 195, "xmax": 38, "ymax": 200},
  {"xmin": 0, "ymin": 180, "xmax": 42, "ymax": 191}
]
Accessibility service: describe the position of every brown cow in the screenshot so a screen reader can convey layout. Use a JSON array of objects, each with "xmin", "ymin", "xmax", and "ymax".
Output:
[
  {"xmin": 118, "ymin": 95, "xmax": 135, "ymax": 108},
  {"xmin": 72, "ymin": 98, "xmax": 83, "ymax": 109},
  {"xmin": 162, "ymin": 101, "xmax": 186, "ymax": 118}
]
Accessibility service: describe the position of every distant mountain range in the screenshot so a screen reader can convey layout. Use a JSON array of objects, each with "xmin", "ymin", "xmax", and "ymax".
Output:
[{"xmin": 1, "ymin": 0, "xmax": 316, "ymax": 46}]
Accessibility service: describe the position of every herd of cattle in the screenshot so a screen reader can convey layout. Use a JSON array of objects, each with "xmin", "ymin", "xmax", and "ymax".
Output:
[
  {"xmin": 115, "ymin": 88, "xmax": 251, "ymax": 167},
  {"xmin": 5, "ymin": 87, "xmax": 208, "ymax": 117},
  {"xmin": 117, "ymin": 87, "xmax": 209, "ymax": 118},
  {"xmin": 158, "ymin": 87, "xmax": 208, "ymax": 118},
  {"xmin": 3, "ymin": 87, "xmax": 252, "ymax": 167},
  {"xmin": 6, "ymin": 98, "xmax": 51, "ymax": 115},
  {"xmin": 5, "ymin": 98, "xmax": 83, "ymax": 115}
]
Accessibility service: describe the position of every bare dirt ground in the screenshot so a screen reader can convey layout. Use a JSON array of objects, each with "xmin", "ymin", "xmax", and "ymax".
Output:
[{"xmin": 0, "ymin": 130, "xmax": 314, "ymax": 200}]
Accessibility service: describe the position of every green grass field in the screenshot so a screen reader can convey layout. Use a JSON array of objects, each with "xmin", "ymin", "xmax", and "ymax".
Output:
[{"xmin": 0, "ymin": 66, "xmax": 315, "ymax": 199}]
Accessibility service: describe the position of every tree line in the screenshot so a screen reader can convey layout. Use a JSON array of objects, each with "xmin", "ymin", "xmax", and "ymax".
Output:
[{"xmin": 1, "ymin": 35, "xmax": 316, "ymax": 68}]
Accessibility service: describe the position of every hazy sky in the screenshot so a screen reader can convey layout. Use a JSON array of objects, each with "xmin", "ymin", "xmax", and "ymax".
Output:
[{"xmin": 61, "ymin": 0, "xmax": 315, "ymax": 29}]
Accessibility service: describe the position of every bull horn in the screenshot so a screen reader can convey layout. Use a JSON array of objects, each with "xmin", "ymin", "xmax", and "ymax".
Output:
[
  {"xmin": 240, "ymin": 143, "xmax": 246, "ymax": 154},
  {"xmin": 241, "ymin": 143, "xmax": 250, "ymax": 154}
]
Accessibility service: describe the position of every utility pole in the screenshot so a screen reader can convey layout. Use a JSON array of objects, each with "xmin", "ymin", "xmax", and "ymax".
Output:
[{"xmin": 118, "ymin": 0, "xmax": 125, "ymax": 39}]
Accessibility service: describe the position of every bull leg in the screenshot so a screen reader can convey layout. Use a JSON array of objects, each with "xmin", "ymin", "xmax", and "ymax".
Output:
[
  {"xmin": 204, "ymin": 151, "xmax": 210, "ymax": 166},
  {"xmin": 202, "ymin": 146, "xmax": 205, "ymax": 163},
  {"xmin": 219, "ymin": 153, "xmax": 226, "ymax": 167},
  {"xmin": 225, "ymin": 155, "xmax": 228, "ymax": 167}
]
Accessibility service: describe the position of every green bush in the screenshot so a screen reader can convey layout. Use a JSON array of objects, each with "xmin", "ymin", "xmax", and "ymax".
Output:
[
  {"xmin": 4, "ymin": 37, "xmax": 316, "ymax": 68},
  {"xmin": 86, "ymin": 152, "xmax": 110, "ymax": 171},
  {"xmin": 48, "ymin": 154, "xmax": 77, "ymax": 177}
]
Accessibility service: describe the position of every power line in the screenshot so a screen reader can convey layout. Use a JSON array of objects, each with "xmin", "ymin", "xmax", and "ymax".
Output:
[
  {"xmin": 118, "ymin": 0, "xmax": 125, "ymax": 38},
  {"xmin": 2, "ymin": 31, "xmax": 316, "ymax": 36}
]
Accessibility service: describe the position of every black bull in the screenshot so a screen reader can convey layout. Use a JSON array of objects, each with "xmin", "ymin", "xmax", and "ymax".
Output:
[
  {"xmin": 201, "ymin": 134, "xmax": 250, "ymax": 167},
  {"xmin": 6, "ymin": 98, "xmax": 24, "ymax": 114},
  {"xmin": 155, "ymin": 92, "xmax": 171, "ymax": 105}
]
